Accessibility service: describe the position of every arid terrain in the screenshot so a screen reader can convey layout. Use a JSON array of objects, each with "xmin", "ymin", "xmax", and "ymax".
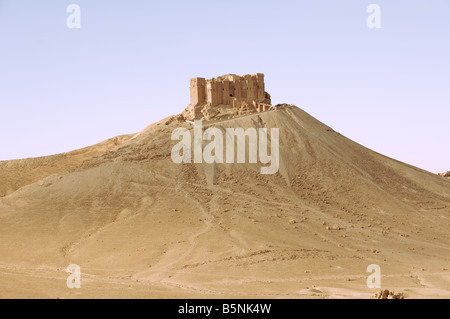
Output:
[
  {"xmin": 439, "ymin": 171, "xmax": 450, "ymax": 179},
  {"xmin": 1, "ymin": 105, "xmax": 449, "ymax": 299}
]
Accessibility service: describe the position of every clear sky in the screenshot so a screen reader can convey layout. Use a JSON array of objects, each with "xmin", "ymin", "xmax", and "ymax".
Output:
[{"xmin": 0, "ymin": 0, "xmax": 449, "ymax": 173}]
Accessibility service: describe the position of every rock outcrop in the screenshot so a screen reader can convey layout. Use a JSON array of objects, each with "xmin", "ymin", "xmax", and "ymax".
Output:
[{"xmin": 438, "ymin": 171, "xmax": 450, "ymax": 179}]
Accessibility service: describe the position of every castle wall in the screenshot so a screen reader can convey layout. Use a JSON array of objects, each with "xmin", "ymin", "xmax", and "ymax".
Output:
[{"xmin": 189, "ymin": 73, "xmax": 271, "ymax": 113}]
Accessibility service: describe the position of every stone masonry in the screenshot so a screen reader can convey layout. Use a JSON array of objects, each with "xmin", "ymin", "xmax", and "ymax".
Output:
[{"xmin": 183, "ymin": 73, "xmax": 272, "ymax": 120}]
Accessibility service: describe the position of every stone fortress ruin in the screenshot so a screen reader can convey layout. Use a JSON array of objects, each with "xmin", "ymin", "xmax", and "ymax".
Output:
[{"xmin": 182, "ymin": 73, "xmax": 273, "ymax": 121}]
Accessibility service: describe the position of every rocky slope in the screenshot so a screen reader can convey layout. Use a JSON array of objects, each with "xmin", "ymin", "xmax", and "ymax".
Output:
[{"xmin": 1, "ymin": 105, "xmax": 449, "ymax": 298}]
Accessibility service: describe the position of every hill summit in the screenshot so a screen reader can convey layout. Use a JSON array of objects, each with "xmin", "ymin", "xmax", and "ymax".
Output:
[{"xmin": 182, "ymin": 73, "xmax": 273, "ymax": 121}]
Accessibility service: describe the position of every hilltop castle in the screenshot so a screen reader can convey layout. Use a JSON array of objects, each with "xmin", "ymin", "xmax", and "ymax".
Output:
[{"xmin": 182, "ymin": 73, "xmax": 272, "ymax": 121}]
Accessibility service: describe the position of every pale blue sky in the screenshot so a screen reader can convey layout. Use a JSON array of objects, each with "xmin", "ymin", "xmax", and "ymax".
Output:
[{"xmin": 0, "ymin": 0, "xmax": 449, "ymax": 173}]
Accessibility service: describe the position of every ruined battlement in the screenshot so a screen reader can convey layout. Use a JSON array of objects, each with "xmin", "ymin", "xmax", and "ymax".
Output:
[{"xmin": 183, "ymin": 73, "xmax": 272, "ymax": 121}]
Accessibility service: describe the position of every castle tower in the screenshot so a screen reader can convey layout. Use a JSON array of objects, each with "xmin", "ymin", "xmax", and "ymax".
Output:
[
  {"xmin": 222, "ymin": 80, "xmax": 231, "ymax": 105},
  {"xmin": 216, "ymin": 80, "xmax": 223, "ymax": 105},
  {"xmin": 240, "ymin": 78, "xmax": 247, "ymax": 99},
  {"xmin": 256, "ymin": 73, "xmax": 265, "ymax": 100},
  {"xmin": 190, "ymin": 78, "xmax": 206, "ymax": 106},
  {"xmin": 246, "ymin": 75, "xmax": 258, "ymax": 99},
  {"xmin": 206, "ymin": 80, "xmax": 219, "ymax": 107},
  {"xmin": 232, "ymin": 79, "xmax": 240, "ymax": 98}
]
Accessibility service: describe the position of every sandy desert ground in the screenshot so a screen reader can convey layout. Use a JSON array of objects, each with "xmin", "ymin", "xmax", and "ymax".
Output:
[{"xmin": 0, "ymin": 105, "xmax": 449, "ymax": 299}]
